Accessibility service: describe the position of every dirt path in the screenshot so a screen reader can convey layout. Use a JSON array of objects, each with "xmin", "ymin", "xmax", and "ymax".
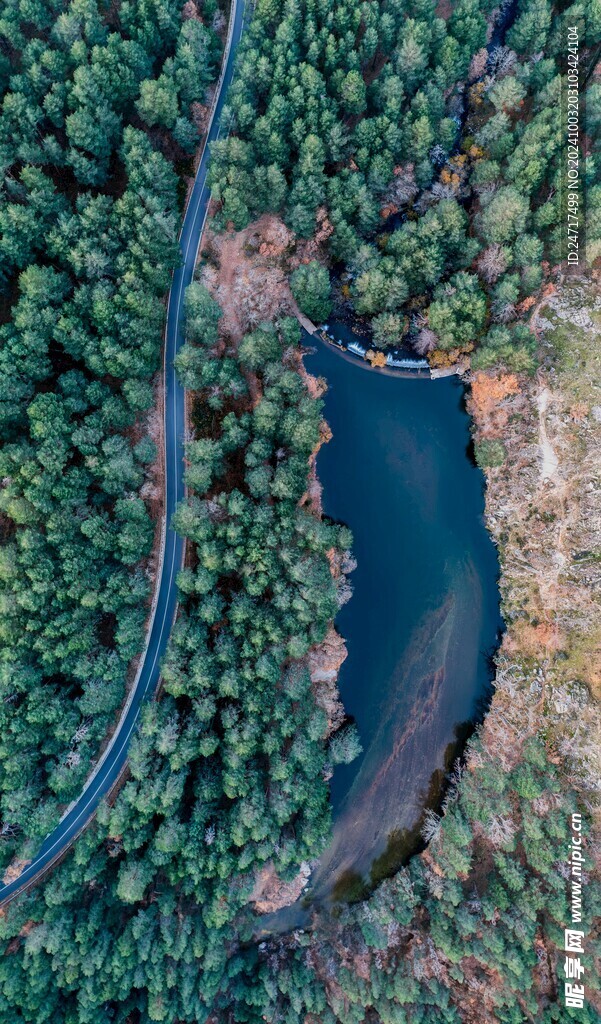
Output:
[{"xmin": 536, "ymin": 388, "xmax": 559, "ymax": 484}]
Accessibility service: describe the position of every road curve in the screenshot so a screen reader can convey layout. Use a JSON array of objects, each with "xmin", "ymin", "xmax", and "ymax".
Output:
[{"xmin": 0, "ymin": 0, "xmax": 247, "ymax": 907}]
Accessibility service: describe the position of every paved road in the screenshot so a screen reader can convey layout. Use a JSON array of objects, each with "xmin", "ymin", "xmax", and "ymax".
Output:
[{"xmin": 0, "ymin": 0, "xmax": 247, "ymax": 907}]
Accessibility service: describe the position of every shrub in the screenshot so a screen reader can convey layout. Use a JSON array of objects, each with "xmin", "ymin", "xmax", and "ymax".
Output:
[{"xmin": 474, "ymin": 438, "xmax": 507, "ymax": 468}]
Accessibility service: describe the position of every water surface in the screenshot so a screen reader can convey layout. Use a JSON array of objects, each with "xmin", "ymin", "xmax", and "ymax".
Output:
[{"xmin": 304, "ymin": 339, "xmax": 501, "ymax": 897}]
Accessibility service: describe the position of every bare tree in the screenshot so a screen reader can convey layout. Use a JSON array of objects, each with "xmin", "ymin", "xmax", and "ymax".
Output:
[
  {"xmin": 413, "ymin": 328, "xmax": 438, "ymax": 356},
  {"xmin": 421, "ymin": 809, "xmax": 442, "ymax": 843},
  {"xmin": 71, "ymin": 719, "xmax": 91, "ymax": 746},
  {"xmin": 478, "ymin": 244, "xmax": 508, "ymax": 284},
  {"xmin": 487, "ymin": 814, "xmax": 516, "ymax": 848},
  {"xmin": 431, "ymin": 181, "xmax": 458, "ymax": 201},
  {"xmin": 385, "ymin": 163, "xmax": 419, "ymax": 207},
  {"xmin": 491, "ymin": 298, "xmax": 517, "ymax": 323},
  {"xmin": 0, "ymin": 822, "xmax": 20, "ymax": 841},
  {"xmin": 468, "ymin": 47, "xmax": 488, "ymax": 82},
  {"xmin": 487, "ymin": 46, "xmax": 517, "ymax": 79}
]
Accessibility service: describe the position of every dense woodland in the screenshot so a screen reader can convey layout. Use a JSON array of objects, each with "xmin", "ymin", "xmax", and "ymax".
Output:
[
  {"xmin": 0, "ymin": 289, "xmax": 357, "ymax": 1021},
  {"xmin": 246, "ymin": 725, "xmax": 601, "ymax": 1024},
  {"xmin": 209, "ymin": 0, "xmax": 601, "ymax": 368},
  {"xmin": 0, "ymin": 0, "xmax": 600, "ymax": 1022},
  {"xmin": 0, "ymin": 0, "xmax": 220, "ymax": 852}
]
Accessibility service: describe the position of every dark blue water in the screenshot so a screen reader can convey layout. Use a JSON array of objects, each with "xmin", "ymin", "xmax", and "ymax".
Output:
[{"xmin": 304, "ymin": 339, "xmax": 502, "ymax": 890}]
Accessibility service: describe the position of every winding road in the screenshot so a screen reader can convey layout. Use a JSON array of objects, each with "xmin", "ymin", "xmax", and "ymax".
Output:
[{"xmin": 0, "ymin": 0, "xmax": 247, "ymax": 907}]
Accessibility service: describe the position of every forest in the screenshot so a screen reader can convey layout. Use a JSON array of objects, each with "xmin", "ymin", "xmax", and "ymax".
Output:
[
  {"xmin": 0, "ymin": 0, "xmax": 600, "ymax": 1021},
  {"xmin": 0, "ymin": 0, "xmax": 220, "ymax": 854},
  {"xmin": 0, "ymin": 286, "xmax": 358, "ymax": 1021},
  {"xmin": 209, "ymin": 0, "xmax": 601, "ymax": 368}
]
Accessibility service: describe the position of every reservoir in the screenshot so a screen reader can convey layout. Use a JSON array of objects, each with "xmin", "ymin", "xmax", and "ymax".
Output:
[{"xmin": 304, "ymin": 337, "xmax": 502, "ymax": 898}]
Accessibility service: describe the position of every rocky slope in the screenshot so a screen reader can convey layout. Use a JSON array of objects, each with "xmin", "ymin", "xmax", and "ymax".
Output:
[{"xmin": 469, "ymin": 277, "xmax": 601, "ymax": 749}]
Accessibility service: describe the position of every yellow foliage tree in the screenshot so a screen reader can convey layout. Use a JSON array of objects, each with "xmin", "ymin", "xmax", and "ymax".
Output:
[{"xmin": 366, "ymin": 349, "xmax": 387, "ymax": 367}]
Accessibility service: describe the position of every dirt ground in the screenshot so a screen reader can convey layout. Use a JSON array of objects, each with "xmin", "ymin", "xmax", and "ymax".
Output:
[
  {"xmin": 198, "ymin": 212, "xmax": 327, "ymax": 343},
  {"xmin": 467, "ymin": 278, "xmax": 601, "ymax": 771}
]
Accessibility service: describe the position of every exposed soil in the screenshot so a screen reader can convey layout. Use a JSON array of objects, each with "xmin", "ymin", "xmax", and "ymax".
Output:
[
  {"xmin": 468, "ymin": 277, "xmax": 601, "ymax": 726},
  {"xmin": 307, "ymin": 626, "xmax": 348, "ymax": 736},
  {"xmin": 199, "ymin": 214, "xmax": 302, "ymax": 342},
  {"xmin": 198, "ymin": 212, "xmax": 331, "ymax": 343},
  {"xmin": 2, "ymin": 859, "xmax": 30, "ymax": 886},
  {"xmin": 536, "ymin": 388, "xmax": 560, "ymax": 483},
  {"xmin": 250, "ymin": 862, "xmax": 312, "ymax": 915}
]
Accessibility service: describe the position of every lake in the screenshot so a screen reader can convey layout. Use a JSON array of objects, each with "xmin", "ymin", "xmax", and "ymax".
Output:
[{"xmin": 304, "ymin": 336, "xmax": 502, "ymax": 899}]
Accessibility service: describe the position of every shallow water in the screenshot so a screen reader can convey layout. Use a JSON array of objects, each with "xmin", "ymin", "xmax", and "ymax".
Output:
[{"xmin": 304, "ymin": 338, "xmax": 502, "ymax": 897}]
